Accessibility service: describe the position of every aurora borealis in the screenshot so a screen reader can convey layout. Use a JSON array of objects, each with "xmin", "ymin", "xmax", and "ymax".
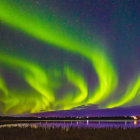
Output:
[{"xmin": 0, "ymin": 0, "xmax": 139, "ymax": 115}]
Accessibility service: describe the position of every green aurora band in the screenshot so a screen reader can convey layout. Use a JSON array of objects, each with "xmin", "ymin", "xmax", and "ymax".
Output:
[
  {"xmin": 0, "ymin": 53, "xmax": 89, "ymax": 114},
  {"xmin": 0, "ymin": 0, "xmax": 118, "ymax": 102},
  {"xmin": 107, "ymin": 76, "xmax": 140, "ymax": 108},
  {"xmin": 0, "ymin": 54, "xmax": 53, "ymax": 114},
  {"xmin": 0, "ymin": 0, "xmax": 139, "ymax": 115}
]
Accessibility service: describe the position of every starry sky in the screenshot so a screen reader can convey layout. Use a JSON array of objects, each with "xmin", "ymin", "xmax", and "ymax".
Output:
[{"xmin": 0, "ymin": 0, "xmax": 139, "ymax": 115}]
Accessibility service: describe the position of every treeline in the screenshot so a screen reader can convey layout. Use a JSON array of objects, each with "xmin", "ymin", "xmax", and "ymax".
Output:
[{"xmin": 0, "ymin": 116, "xmax": 133, "ymax": 121}]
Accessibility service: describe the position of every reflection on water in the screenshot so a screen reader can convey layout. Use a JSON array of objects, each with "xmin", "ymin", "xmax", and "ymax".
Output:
[
  {"xmin": 0, "ymin": 120, "xmax": 139, "ymax": 129},
  {"xmin": 134, "ymin": 120, "xmax": 137, "ymax": 125}
]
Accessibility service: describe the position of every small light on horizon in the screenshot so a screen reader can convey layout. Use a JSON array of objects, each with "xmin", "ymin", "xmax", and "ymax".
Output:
[{"xmin": 131, "ymin": 116, "xmax": 138, "ymax": 120}]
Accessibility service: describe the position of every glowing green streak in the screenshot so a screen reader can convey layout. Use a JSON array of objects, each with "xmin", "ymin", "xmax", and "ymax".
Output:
[
  {"xmin": 0, "ymin": 53, "xmax": 88, "ymax": 114},
  {"xmin": 0, "ymin": 75, "xmax": 8, "ymax": 96},
  {"xmin": 65, "ymin": 66, "xmax": 88, "ymax": 104},
  {"xmin": 3, "ymin": 90, "xmax": 49, "ymax": 114},
  {"xmin": 0, "ymin": 1, "xmax": 118, "ymax": 105},
  {"xmin": 52, "ymin": 66, "xmax": 88, "ymax": 110},
  {"xmin": 87, "ymin": 53, "xmax": 117, "ymax": 104},
  {"xmin": 0, "ymin": 54, "xmax": 54, "ymax": 105},
  {"xmin": 107, "ymin": 75, "xmax": 140, "ymax": 108},
  {"xmin": 0, "ymin": 53, "xmax": 57, "ymax": 114}
]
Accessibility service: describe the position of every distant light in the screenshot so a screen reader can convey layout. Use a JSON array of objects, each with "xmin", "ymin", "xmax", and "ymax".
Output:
[
  {"xmin": 131, "ymin": 116, "xmax": 138, "ymax": 120},
  {"xmin": 134, "ymin": 120, "xmax": 137, "ymax": 125}
]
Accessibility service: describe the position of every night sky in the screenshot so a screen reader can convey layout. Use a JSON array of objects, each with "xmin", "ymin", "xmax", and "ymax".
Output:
[{"xmin": 0, "ymin": 0, "xmax": 139, "ymax": 115}]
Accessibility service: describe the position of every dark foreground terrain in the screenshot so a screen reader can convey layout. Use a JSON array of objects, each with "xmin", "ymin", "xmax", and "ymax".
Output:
[{"xmin": 0, "ymin": 127, "xmax": 140, "ymax": 140}]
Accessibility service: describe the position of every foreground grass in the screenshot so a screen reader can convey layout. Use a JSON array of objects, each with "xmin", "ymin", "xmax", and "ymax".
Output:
[{"xmin": 0, "ymin": 127, "xmax": 140, "ymax": 140}]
